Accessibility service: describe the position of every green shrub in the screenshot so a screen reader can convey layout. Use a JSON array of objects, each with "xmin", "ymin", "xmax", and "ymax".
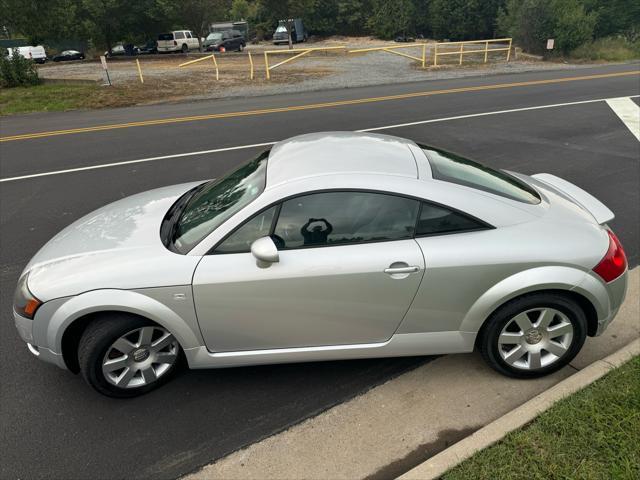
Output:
[
  {"xmin": 0, "ymin": 50, "xmax": 40, "ymax": 88},
  {"xmin": 498, "ymin": 0, "xmax": 597, "ymax": 54},
  {"xmin": 571, "ymin": 36, "xmax": 640, "ymax": 61}
]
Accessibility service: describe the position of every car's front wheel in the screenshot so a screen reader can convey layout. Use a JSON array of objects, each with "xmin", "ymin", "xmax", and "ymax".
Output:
[
  {"xmin": 479, "ymin": 293, "xmax": 587, "ymax": 378},
  {"xmin": 78, "ymin": 314, "xmax": 182, "ymax": 397}
]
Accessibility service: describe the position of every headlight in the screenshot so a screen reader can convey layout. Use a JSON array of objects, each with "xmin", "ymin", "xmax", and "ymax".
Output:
[{"xmin": 14, "ymin": 273, "xmax": 42, "ymax": 319}]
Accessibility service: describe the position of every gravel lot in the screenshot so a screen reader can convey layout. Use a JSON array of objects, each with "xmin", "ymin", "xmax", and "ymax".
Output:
[{"xmin": 36, "ymin": 37, "xmax": 596, "ymax": 105}]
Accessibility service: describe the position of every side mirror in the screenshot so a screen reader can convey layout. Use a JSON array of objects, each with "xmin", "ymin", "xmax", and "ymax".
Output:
[{"xmin": 251, "ymin": 236, "xmax": 279, "ymax": 268}]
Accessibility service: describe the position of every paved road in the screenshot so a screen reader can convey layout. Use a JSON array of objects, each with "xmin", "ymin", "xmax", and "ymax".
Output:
[{"xmin": 1, "ymin": 63, "xmax": 638, "ymax": 479}]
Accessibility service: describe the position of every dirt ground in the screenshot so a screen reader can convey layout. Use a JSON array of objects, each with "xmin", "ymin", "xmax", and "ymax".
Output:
[{"xmin": 33, "ymin": 36, "xmax": 559, "ymax": 108}]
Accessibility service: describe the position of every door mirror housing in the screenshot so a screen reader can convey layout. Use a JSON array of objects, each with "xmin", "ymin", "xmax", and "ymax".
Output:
[{"xmin": 251, "ymin": 236, "xmax": 279, "ymax": 268}]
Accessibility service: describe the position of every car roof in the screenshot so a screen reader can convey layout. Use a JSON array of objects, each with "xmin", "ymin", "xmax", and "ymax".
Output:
[{"xmin": 265, "ymin": 132, "xmax": 419, "ymax": 189}]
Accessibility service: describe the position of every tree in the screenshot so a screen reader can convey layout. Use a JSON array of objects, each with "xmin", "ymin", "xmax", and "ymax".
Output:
[
  {"xmin": 230, "ymin": 0, "xmax": 250, "ymax": 20},
  {"xmin": 584, "ymin": 0, "xmax": 640, "ymax": 40},
  {"xmin": 81, "ymin": 0, "xmax": 129, "ymax": 54},
  {"xmin": 498, "ymin": 0, "xmax": 596, "ymax": 54},
  {"xmin": 368, "ymin": 0, "xmax": 415, "ymax": 39},
  {"xmin": 1, "ymin": 0, "xmax": 84, "ymax": 45},
  {"xmin": 429, "ymin": 0, "xmax": 505, "ymax": 41}
]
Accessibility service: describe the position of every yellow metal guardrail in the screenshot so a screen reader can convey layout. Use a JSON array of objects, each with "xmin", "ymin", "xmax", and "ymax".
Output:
[
  {"xmin": 179, "ymin": 52, "xmax": 255, "ymax": 80},
  {"xmin": 135, "ymin": 59, "xmax": 144, "ymax": 83},
  {"xmin": 349, "ymin": 43, "xmax": 429, "ymax": 68},
  {"xmin": 264, "ymin": 46, "xmax": 346, "ymax": 80},
  {"xmin": 178, "ymin": 54, "xmax": 220, "ymax": 80},
  {"xmin": 433, "ymin": 38, "xmax": 512, "ymax": 66}
]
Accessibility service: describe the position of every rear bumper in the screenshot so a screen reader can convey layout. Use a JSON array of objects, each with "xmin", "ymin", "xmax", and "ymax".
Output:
[{"xmin": 593, "ymin": 269, "xmax": 628, "ymax": 336}]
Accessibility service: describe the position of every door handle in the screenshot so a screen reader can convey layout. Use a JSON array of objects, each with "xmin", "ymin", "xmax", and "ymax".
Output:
[{"xmin": 384, "ymin": 266, "xmax": 420, "ymax": 275}]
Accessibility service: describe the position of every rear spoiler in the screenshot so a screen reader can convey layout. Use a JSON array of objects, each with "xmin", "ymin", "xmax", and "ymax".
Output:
[{"xmin": 532, "ymin": 173, "xmax": 614, "ymax": 225}]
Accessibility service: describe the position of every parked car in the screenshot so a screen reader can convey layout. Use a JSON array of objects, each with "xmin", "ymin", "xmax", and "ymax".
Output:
[
  {"xmin": 13, "ymin": 132, "xmax": 628, "ymax": 397},
  {"xmin": 105, "ymin": 44, "xmax": 139, "ymax": 57},
  {"xmin": 6, "ymin": 45, "xmax": 47, "ymax": 64},
  {"xmin": 395, "ymin": 35, "xmax": 415, "ymax": 43},
  {"xmin": 157, "ymin": 30, "xmax": 200, "ymax": 53},
  {"xmin": 137, "ymin": 40, "xmax": 158, "ymax": 55},
  {"xmin": 203, "ymin": 30, "xmax": 246, "ymax": 52},
  {"xmin": 52, "ymin": 50, "xmax": 85, "ymax": 62},
  {"xmin": 273, "ymin": 18, "xmax": 307, "ymax": 45}
]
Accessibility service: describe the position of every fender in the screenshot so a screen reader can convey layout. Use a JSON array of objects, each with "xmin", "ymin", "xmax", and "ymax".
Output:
[
  {"xmin": 459, "ymin": 266, "xmax": 609, "ymax": 335},
  {"xmin": 38, "ymin": 288, "xmax": 204, "ymax": 355}
]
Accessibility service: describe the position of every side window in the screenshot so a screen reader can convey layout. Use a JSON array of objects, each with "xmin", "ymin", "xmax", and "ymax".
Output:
[
  {"xmin": 417, "ymin": 202, "xmax": 486, "ymax": 236},
  {"xmin": 185, "ymin": 32, "xmax": 192, "ymax": 38},
  {"xmin": 175, "ymin": 31, "xmax": 185, "ymax": 39},
  {"xmin": 214, "ymin": 206, "xmax": 277, "ymax": 254},
  {"xmin": 273, "ymin": 192, "xmax": 419, "ymax": 249}
]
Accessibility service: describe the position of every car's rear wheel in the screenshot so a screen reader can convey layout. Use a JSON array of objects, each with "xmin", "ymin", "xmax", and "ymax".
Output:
[
  {"xmin": 479, "ymin": 293, "xmax": 587, "ymax": 378},
  {"xmin": 181, "ymin": 44, "xmax": 188, "ymax": 53},
  {"xmin": 78, "ymin": 314, "xmax": 182, "ymax": 397}
]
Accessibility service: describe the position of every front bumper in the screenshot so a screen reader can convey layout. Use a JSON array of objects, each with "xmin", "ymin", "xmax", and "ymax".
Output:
[{"xmin": 13, "ymin": 301, "xmax": 69, "ymax": 370}]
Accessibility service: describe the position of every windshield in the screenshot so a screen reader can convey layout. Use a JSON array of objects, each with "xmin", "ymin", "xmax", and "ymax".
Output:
[
  {"xmin": 206, "ymin": 33, "xmax": 223, "ymax": 41},
  {"xmin": 275, "ymin": 25, "xmax": 287, "ymax": 33},
  {"xmin": 171, "ymin": 151, "xmax": 269, "ymax": 253},
  {"xmin": 158, "ymin": 33, "xmax": 173, "ymax": 41},
  {"xmin": 421, "ymin": 146, "xmax": 541, "ymax": 204}
]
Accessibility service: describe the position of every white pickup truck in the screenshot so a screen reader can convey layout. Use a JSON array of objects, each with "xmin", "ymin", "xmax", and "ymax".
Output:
[{"xmin": 157, "ymin": 31, "xmax": 200, "ymax": 53}]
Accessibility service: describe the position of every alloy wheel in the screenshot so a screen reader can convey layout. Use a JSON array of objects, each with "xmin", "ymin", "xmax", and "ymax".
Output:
[
  {"xmin": 102, "ymin": 326, "xmax": 178, "ymax": 388},
  {"xmin": 497, "ymin": 307, "xmax": 574, "ymax": 370}
]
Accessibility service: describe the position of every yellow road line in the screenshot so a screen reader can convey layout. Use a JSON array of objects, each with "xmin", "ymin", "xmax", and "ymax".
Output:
[{"xmin": 2, "ymin": 70, "xmax": 638, "ymax": 143}]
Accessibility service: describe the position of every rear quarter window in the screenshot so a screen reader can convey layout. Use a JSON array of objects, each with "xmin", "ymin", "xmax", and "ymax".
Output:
[
  {"xmin": 417, "ymin": 202, "xmax": 488, "ymax": 236},
  {"xmin": 421, "ymin": 146, "xmax": 541, "ymax": 204}
]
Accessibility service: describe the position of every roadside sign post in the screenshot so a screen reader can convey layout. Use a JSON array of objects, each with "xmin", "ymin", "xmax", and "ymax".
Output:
[{"xmin": 100, "ymin": 55, "xmax": 112, "ymax": 86}]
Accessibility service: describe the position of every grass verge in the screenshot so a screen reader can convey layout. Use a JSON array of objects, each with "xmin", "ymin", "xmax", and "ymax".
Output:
[
  {"xmin": 444, "ymin": 355, "xmax": 640, "ymax": 480},
  {"xmin": 0, "ymin": 83, "xmax": 110, "ymax": 115},
  {"xmin": 571, "ymin": 37, "xmax": 640, "ymax": 62}
]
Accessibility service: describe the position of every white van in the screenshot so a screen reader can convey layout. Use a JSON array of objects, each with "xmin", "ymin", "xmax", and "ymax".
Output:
[
  {"xmin": 157, "ymin": 31, "xmax": 200, "ymax": 53},
  {"xmin": 6, "ymin": 46, "xmax": 47, "ymax": 64}
]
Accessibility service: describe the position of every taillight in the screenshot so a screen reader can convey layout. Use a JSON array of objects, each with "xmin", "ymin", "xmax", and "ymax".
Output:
[
  {"xmin": 173, "ymin": 40, "xmax": 177, "ymax": 46},
  {"xmin": 593, "ymin": 230, "xmax": 627, "ymax": 282}
]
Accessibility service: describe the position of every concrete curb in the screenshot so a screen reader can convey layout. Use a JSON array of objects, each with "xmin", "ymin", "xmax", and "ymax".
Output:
[{"xmin": 397, "ymin": 337, "xmax": 640, "ymax": 480}]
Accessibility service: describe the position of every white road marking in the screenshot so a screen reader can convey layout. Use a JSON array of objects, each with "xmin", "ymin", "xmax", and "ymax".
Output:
[
  {"xmin": 0, "ymin": 142, "xmax": 276, "ymax": 183},
  {"xmin": 606, "ymin": 97, "xmax": 640, "ymax": 142},
  {"xmin": 2, "ymin": 94, "xmax": 638, "ymax": 183}
]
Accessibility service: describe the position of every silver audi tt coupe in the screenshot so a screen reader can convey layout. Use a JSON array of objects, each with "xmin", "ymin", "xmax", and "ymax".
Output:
[{"xmin": 14, "ymin": 132, "xmax": 628, "ymax": 397}]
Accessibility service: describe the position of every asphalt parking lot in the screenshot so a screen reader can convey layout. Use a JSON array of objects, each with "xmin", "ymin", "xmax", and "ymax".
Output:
[{"xmin": 1, "ymin": 63, "xmax": 638, "ymax": 479}]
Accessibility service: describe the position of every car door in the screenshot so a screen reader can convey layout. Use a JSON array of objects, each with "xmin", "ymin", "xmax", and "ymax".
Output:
[
  {"xmin": 399, "ymin": 201, "xmax": 496, "ymax": 334},
  {"xmin": 187, "ymin": 31, "xmax": 198, "ymax": 49},
  {"xmin": 222, "ymin": 32, "xmax": 232, "ymax": 50},
  {"xmin": 192, "ymin": 191, "xmax": 425, "ymax": 352}
]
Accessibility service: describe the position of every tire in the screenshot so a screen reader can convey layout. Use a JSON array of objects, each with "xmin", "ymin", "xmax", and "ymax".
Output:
[
  {"xmin": 238, "ymin": 43, "xmax": 244, "ymax": 52},
  {"xmin": 479, "ymin": 293, "xmax": 587, "ymax": 378},
  {"xmin": 181, "ymin": 44, "xmax": 188, "ymax": 54},
  {"xmin": 78, "ymin": 313, "xmax": 183, "ymax": 398}
]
